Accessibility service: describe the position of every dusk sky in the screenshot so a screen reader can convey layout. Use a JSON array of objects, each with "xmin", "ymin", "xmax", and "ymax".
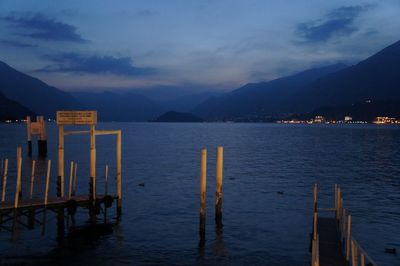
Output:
[{"xmin": 0, "ymin": 0, "xmax": 399, "ymax": 92}]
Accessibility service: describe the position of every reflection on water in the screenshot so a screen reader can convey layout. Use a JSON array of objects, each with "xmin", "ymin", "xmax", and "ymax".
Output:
[{"xmin": 0, "ymin": 123, "xmax": 399, "ymax": 265}]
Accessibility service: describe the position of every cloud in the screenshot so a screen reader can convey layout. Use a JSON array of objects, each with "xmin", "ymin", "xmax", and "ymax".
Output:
[
  {"xmin": 297, "ymin": 5, "xmax": 371, "ymax": 43},
  {"xmin": 0, "ymin": 13, "xmax": 86, "ymax": 42},
  {"xmin": 38, "ymin": 53, "xmax": 157, "ymax": 76},
  {"xmin": 0, "ymin": 39, "xmax": 37, "ymax": 48}
]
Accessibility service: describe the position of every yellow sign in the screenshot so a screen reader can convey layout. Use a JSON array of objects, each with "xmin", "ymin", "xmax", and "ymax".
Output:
[
  {"xmin": 31, "ymin": 122, "xmax": 41, "ymax": 134},
  {"xmin": 57, "ymin": 111, "xmax": 97, "ymax": 125}
]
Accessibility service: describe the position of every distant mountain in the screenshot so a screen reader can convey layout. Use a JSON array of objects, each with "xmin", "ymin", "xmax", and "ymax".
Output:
[
  {"xmin": 130, "ymin": 86, "xmax": 222, "ymax": 112},
  {"xmin": 152, "ymin": 111, "xmax": 204, "ymax": 122},
  {"xmin": 0, "ymin": 61, "xmax": 81, "ymax": 117},
  {"xmin": 193, "ymin": 64, "xmax": 347, "ymax": 120},
  {"xmin": 0, "ymin": 92, "xmax": 35, "ymax": 121},
  {"xmin": 72, "ymin": 91, "xmax": 164, "ymax": 121},
  {"xmin": 293, "ymin": 40, "xmax": 400, "ymax": 112},
  {"xmin": 160, "ymin": 91, "xmax": 222, "ymax": 112},
  {"xmin": 193, "ymin": 39, "xmax": 400, "ymax": 121}
]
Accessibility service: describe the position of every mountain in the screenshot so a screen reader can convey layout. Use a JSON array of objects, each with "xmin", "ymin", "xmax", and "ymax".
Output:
[
  {"xmin": 0, "ymin": 61, "xmax": 81, "ymax": 117},
  {"xmin": 293, "ymin": 40, "xmax": 400, "ymax": 112},
  {"xmin": 130, "ymin": 86, "xmax": 222, "ymax": 112},
  {"xmin": 193, "ymin": 64, "xmax": 347, "ymax": 120},
  {"xmin": 152, "ymin": 111, "xmax": 204, "ymax": 122},
  {"xmin": 193, "ymin": 39, "xmax": 400, "ymax": 121},
  {"xmin": 159, "ymin": 91, "xmax": 222, "ymax": 112},
  {"xmin": 0, "ymin": 92, "xmax": 35, "ymax": 121},
  {"xmin": 72, "ymin": 91, "xmax": 164, "ymax": 121}
]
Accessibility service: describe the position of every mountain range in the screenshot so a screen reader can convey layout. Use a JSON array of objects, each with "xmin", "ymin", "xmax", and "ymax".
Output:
[
  {"xmin": 1, "ymin": 40, "xmax": 400, "ymax": 122},
  {"xmin": 193, "ymin": 40, "xmax": 400, "ymax": 121}
]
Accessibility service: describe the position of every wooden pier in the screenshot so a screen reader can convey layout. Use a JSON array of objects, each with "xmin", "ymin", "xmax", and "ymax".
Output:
[
  {"xmin": 311, "ymin": 184, "xmax": 377, "ymax": 266},
  {"xmin": 0, "ymin": 110, "xmax": 122, "ymax": 236}
]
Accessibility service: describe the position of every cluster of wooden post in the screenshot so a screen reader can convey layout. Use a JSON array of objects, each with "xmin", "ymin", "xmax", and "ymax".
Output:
[
  {"xmin": 199, "ymin": 146, "xmax": 224, "ymax": 235},
  {"xmin": 26, "ymin": 116, "xmax": 47, "ymax": 157},
  {"xmin": 1, "ymin": 147, "xmax": 52, "ymax": 207},
  {"xmin": 334, "ymin": 185, "xmax": 377, "ymax": 266}
]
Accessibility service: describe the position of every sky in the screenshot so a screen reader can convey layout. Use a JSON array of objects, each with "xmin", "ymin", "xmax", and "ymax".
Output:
[{"xmin": 0, "ymin": 0, "xmax": 399, "ymax": 92}]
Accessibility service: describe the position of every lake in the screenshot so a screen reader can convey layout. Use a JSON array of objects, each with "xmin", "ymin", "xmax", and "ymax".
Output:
[{"xmin": 0, "ymin": 123, "xmax": 399, "ymax": 265}]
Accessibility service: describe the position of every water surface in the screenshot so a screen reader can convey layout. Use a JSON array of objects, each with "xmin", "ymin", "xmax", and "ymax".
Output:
[{"xmin": 0, "ymin": 123, "xmax": 399, "ymax": 265}]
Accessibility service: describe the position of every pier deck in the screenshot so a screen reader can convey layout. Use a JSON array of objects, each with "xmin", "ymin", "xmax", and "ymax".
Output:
[
  {"xmin": 0, "ymin": 194, "xmax": 114, "ymax": 212},
  {"xmin": 318, "ymin": 217, "xmax": 346, "ymax": 266},
  {"xmin": 311, "ymin": 185, "xmax": 377, "ymax": 266}
]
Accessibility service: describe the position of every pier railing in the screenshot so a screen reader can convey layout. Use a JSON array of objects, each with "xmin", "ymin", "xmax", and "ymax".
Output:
[
  {"xmin": 334, "ymin": 185, "xmax": 378, "ymax": 266},
  {"xmin": 313, "ymin": 184, "xmax": 378, "ymax": 266}
]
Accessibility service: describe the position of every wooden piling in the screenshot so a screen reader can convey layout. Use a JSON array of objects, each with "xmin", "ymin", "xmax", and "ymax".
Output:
[
  {"xmin": 360, "ymin": 252, "xmax": 365, "ymax": 266},
  {"xmin": 58, "ymin": 125, "xmax": 64, "ymax": 197},
  {"xmin": 44, "ymin": 160, "xmax": 51, "ymax": 205},
  {"xmin": 351, "ymin": 239, "xmax": 358, "ymax": 266},
  {"xmin": 14, "ymin": 157, "xmax": 22, "ymax": 208},
  {"xmin": 346, "ymin": 214, "xmax": 352, "ymax": 261},
  {"xmin": 29, "ymin": 160, "xmax": 36, "ymax": 199},
  {"xmin": 199, "ymin": 148, "xmax": 207, "ymax": 243},
  {"xmin": 68, "ymin": 161, "xmax": 74, "ymax": 199},
  {"xmin": 313, "ymin": 211, "xmax": 318, "ymax": 240},
  {"xmin": 73, "ymin": 163, "xmax": 78, "ymax": 196},
  {"xmin": 116, "ymin": 130, "xmax": 122, "ymax": 216},
  {"xmin": 200, "ymin": 148, "xmax": 207, "ymax": 217},
  {"xmin": 336, "ymin": 187, "xmax": 342, "ymax": 220},
  {"xmin": 341, "ymin": 209, "xmax": 346, "ymax": 242},
  {"xmin": 26, "ymin": 116, "xmax": 32, "ymax": 156},
  {"xmin": 313, "ymin": 184, "xmax": 318, "ymax": 212},
  {"xmin": 215, "ymin": 146, "xmax": 223, "ymax": 224},
  {"xmin": 16, "ymin": 147, "xmax": 22, "ymax": 197},
  {"xmin": 90, "ymin": 125, "xmax": 96, "ymax": 201},
  {"xmin": 105, "ymin": 164, "xmax": 109, "ymax": 195},
  {"xmin": 1, "ymin": 159, "xmax": 8, "ymax": 202}
]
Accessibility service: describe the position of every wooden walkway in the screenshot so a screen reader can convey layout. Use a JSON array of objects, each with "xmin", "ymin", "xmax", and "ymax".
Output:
[
  {"xmin": 318, "ymin": 217, "xmax": 346, "ymax": 266},
  {"xmin": 0, "ymin": 194, "xmax": 114, "ymax": 212},
  {"xmin": 311, "ymin": 184, "xmax": 377, "ymax": 266}
]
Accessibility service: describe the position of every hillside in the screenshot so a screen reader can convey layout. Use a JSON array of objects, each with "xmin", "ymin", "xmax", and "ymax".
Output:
[
  {"xmin": 293, "ymin": 40, "xmax": 400, "ymax": 112},
  {"xmin": 0, "ymin": 61, "xmax": 81, "ymax": 117},
  {"xmin": 0, "ymin": 92, "xmax": 35, "ymax": 121},
  {"xmin": 193, "ymin": 40, "xmax": 400, "ymax": 121},
  {"xmin": 152, "ymin": 111, "xmax": 204, "ymax": 122},
  {"xmin": 193, "ymin": 64, "xmax": 347, "ymax": 120}
]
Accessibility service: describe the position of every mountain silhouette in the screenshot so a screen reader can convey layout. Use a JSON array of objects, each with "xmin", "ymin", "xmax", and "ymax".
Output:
[
  {"xmin": 193, "ymin": 64, "xmax": 347, "ymax": 120},
  {"xmin": 293, "ymin": 40, "xmax": 400, "ymax": 112},
  {"xmin": 0, "ymin": 61, "xmax": 81, "ymax": 118},
  {"xmin": 0, "ymin": 92, "xmax": 35, "ymax": 120},
  {"xmin": 72, "ymin": 91, "xmax": 164, "ymax": 121},
  {"xmin": 193, "ymin": 39, "xmax": 400, "ymax": 121}
]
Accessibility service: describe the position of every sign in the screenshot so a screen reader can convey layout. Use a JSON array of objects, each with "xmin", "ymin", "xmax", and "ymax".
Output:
[
  {"xmin": 31, "ymin": 122, "xmax": 41, "ymax": 134},
  {"xmin": 57, "ymin": 111, "xmax": 97, "ymax": 125}
]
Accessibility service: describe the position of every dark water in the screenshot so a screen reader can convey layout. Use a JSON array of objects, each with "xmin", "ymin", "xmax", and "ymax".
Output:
[{"xmin": 0, "ymin": 123, "xmax": 399, "ymax": 265}]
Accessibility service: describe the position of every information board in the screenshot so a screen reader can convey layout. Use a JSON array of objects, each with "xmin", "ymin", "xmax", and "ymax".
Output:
[{"xmin": 57, "ymin": 111, "xmax": 97, "ymax": 125}]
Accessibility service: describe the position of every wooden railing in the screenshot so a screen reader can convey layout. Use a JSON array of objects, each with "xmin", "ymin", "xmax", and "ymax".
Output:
[{"xmin": 335, "ymin": 185, "xmax": 378, "ymax": 266}]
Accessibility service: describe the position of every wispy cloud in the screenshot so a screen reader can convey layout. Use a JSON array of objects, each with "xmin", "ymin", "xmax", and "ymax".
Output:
[
  {"xmin": 297, "ymin": 5, "xmax": 371, "ymax": 43},
  {"xmin": 38, "ymin": 53, "xmax": 157, "ymax": 76},
  {"xmin": 0, "ymin": 12, "xmax": 86, "ymax": 42},
  {"xmin": 0, "ymin": 39, "xmax": 37, "ymax": 48}
]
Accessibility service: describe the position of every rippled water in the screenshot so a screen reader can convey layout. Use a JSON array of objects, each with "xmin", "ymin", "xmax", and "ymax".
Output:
[{"xmin": 0, "ymin": 123, "xmax": 399, "ymax": 265}]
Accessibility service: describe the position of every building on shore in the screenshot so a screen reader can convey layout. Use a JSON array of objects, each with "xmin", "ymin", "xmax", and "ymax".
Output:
[{"xmin": 374, "ymin": 116, "xmax": 397, "ymax": 124}]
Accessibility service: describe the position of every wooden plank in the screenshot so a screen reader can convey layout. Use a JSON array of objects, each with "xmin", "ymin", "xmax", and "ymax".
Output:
[
  {"xmin": 29, "ymin": 160, "xmax": 36, "ymax": 199},
  {"xmin": 1, "ymin": 159, "xmax": 8, "ymax": 202}
]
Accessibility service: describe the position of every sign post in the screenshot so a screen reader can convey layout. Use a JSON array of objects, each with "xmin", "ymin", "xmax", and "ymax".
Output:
[{"xmin": 56, "ymin": 111, "xmax": 97, "ymax": 198}]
